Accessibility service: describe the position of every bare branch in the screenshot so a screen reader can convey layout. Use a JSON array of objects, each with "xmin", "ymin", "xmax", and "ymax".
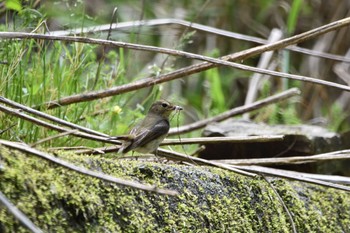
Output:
[
  {"xmin": 237, "ymin": 165, "xmax": 350, "ymax": 192},
  {"xmin": 161, "ymin": 135, "xmax": 284, "ymax": 145},
  {"xmin": 0, "ymin": 96, "xmax": 108, "ymax": 137},
  {"xmin": 49, "ymin": 18, "xmax": 350, "ymax": 63},
  {"xmin": 213, "ymin": 149, "xmax": 350, "ymax": 166},
  {"xmin": 66, "ymin": 135, "xmax": 284, "ymax": 154},
  {"xmin": 71, "ymin": 144, "xmax": 256, "ymax": 177},
  {"xmin": 0, "ymin": 104, "xmax": 119, "ymax": 144},
  {"xmin": 169, "ymin": 87, "xmax": 300, "ymax": 135},
  {"xmin": 30, "ymin": 130, "xmax": 79, "ymax": 147},
  {"xmin": 0, "ymin": 191, "xmax": 43, "ymax": 233}
]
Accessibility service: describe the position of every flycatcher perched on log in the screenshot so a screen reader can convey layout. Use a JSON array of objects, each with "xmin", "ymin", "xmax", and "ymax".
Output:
[{"xmin": 117, "ymin": 100, "xmax": 182, "ymax": 154}]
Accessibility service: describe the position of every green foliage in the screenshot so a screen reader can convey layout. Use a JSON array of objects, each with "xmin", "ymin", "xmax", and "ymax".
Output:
[
  {"xmin": 0, "ymin": 0, "xmax": 348, "ymax": 150},
  {"xmin": 328, "ymin": 103, "xmax": 350, "ymax": 133},
  {"xmin": 0, "ymin": 9, "xmax": 133, "ymax": 146},
  {"xmin": 204, "ymin": 67, "xmax": 226, "ymax": 114},
  {"xmin": 287, "ymin": 0, "xmax": 303, "ymax": 35},
  {"xmin": 257, "ymin": 80, "xmax": 301, "ymax": 125},
  {"xmin": 5, "ymin": 0, "xmax": 22, "ymax": 12}
]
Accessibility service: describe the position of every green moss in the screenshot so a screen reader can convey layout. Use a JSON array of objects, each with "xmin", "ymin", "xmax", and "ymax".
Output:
[{"xmin": 1, "ymin": 145, "xmax": 350, "ymax": 232}]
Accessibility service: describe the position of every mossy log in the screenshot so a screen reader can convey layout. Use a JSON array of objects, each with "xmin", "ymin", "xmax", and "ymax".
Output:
[{"xmin": 0, "ymin": 145, "xmax": 349, "ymax": 232}]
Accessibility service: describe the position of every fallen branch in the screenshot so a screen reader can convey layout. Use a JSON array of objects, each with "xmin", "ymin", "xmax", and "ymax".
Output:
[
  {"xmin": 161, "ymin": 135, "xmax": 284, "ymax": 145},
  {"xmin": 237, "ymin": 165, "xmax": 350, "ymax": 192},
  {"xmin": 157, "ymin": 148, "xmax": 257, "ymax": 177},
  {"xmin": 71, "ymin": 144, "xmax": 257, "ymax": 178},
  {"xmin": 0, "ymin": 96, "xmax": 108, "ymax": 137},
  {"xmin": 0, "ymin": 191, "xmax": 43, "ymax": 233},
  {"xmin": 0, "ymin": 104, "xmax": 119, "ymax": 145},
  {"xmin": 213, "ymin": 149, "xmax": 350, "ymax": 166},
  {"xmin": 49, "ymin": 18, "xmax": 350, "ymax": 63},
  {"xmin": 66, "ymin": 135, "xmax": 284, "ymax": 154}
]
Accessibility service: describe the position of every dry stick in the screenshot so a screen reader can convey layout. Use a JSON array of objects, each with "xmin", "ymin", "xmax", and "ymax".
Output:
[
  {"xmin": 74, "ymin": 145, "xmax": 119, "ymax": 155},
  {"xmin": 43, "ymin": 16, "xmax": 350, "ymax": 107},
  {"xmin": 236, "ymin": 165, "xmax": 350, "ymax": 192},
  {"xmin": 48, "ymin": 146, "xmax": 94, "ymax": 151},
  {"xmin": 0, "ymin": 104, "xmax": 119, "ymax": 145},
  {"xmin": 157, "ymin": 148, "xmax": 257, "ymax": 177},
  {"xmin": 244, "ymin": 28, "xmax": 283, "ymax": 113},
  {"xmin": 1, "ymin": 17, "xmax": 350, "ymax": 108},
  {"xmin": 0, "ymin": 123, "xmax": 16, "ymax": 135},
  {"xmin": 67, "ymin": 135, "xmax": 283, "ymax": 154},
  {"xmin": 75, "ymin": 143, "xmax": 350, "ymax": 188},
  {"xmin": 161, "ymin": 135, "xmax": 284, "ymax": 145},
  {"xmin": 169, "ymin": 87, "xmax": 300, "ymax": 135},
  {"xmin": 73, "ymin": 145, "xmax": 256, "ymax": 177},
  {"xmin": 49, "ymin": 18, "xmax": 350, "ymax": 63},
  {"xmin": 273, "ymin": 170, "xmax": 350, "ymax": 184},
  {"xmin": 227, "ymin": 16, "xmax": 350, "ymax": 61},
  {"xmin": 261, "ymin": 175, "xmax": 297, "ymax": 233},
  {"xmin": 41, "ymin": 51, "xmax": 349, "ymax": 108},
  {"xmin": 0, "ymin": 191, "xmax": 43, "ymax": 233},
  {"xmin": 30, "ymin": 129, "xmax": 79, "ymax": 147},
  {"xmin": 0, "ymin": 96, "xmax": 108, "ymax": 137},
  {"xmin": 91, "ymin": 7, "xmax": 118, "ymax": 90},
  {"xmin": 213, "ymin": 149, "xmax": 350, "ymax": 166},
  {"xmin": 190, "ymin": 145, "xmax": 206, "ymax": 157},
  {"xmin": 0, "ymin": 139, "xmax": 178, "ymax": 195}
]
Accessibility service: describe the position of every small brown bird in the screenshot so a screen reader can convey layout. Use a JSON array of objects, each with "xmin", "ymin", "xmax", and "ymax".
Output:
[{"xmin": 118, "ymin": 100, "xmax": 182, "ymax": 154}]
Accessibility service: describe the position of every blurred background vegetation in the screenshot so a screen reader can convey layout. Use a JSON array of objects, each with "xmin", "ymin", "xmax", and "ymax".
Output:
[{"xmin": 0, "ymin": 0, "xmax": 349, "ymax": 151}]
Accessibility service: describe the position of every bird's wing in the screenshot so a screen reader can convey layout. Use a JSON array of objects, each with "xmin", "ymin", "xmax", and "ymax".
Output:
[{"xmin": 124, "ymin": 119, "xmax": 169, "ymax": 153}]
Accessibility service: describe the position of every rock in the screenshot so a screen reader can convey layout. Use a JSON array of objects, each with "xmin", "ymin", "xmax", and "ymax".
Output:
[
  {"xmin": 199, "ymin": 119, "xmax": 348, "ymax": 174},
  {"xmin": 1, "ymin": 145, "xmax": 349, "ymax": 232}
]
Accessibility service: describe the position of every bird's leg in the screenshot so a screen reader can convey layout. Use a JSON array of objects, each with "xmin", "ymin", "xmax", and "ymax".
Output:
[
  {"xmin": 132, "ymin": 151, "xmax": 137, "ymax": 160},
  {"xmin": 153, "ymin": 149, "xmax": 161, "ymax": 163}
]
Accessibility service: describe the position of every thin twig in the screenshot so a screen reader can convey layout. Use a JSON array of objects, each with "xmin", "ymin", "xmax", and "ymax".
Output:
[
  {"xmin": 92, "ymin": 7, "xmax": 118, "ymax": 90},
  {"xmin": 0, "ymin": 96, "xmax": 108, "ymax": 137},
  {"xmin": 274, "ymin": 170, "xmax": 350, "ymax": 184},
  {"xmin": 73, "ymin": 144, "xmax": 256, "ymax": 177},
  {"xmin": 157, "ymin": 149, "xmax": 257, "ymax": 177},
  {"xmin": 236, "ymin": 165, "xmax": 350, "ymax": 192},
  {"xmin": 36, "ymin": 52, "xmax": 348, "ymax": 109},
  {"xmin": 73, "ymin": 145, "xmax": 120, "ymax": 155},
  {"xmin": 0, "ymin": 191, "xmax": 43, "ymax": 233},
  {"xmin": 0, "ymin": 123, "xmax": 16, "ymax": 135},
  {"xmin": 261, "ymin": 175, "xmax": 297, "ymax": 233},
  {"xmin": 48, "ymin": 18, "xmax": 350, "ymax": 63},
  {"xmin": 190, "ymin": 145, "xmax": 206, "ymax": 157},
  {"xmin": 169, "ymin": 87, "xmax": 300, "ymax": 135},
  {"xmin": 0, "ymin": 139, "xmax": 178, "ymax": 195},
  {"xmin": 48, "ymin": 146, "xmax": 94, "ymax": 151},
  {"xmin": 244, "ymin": 28, "xmax": 283, "ymax": 119},
  {"xmin": 30, "ymin": 130, "xmax": 79, "ymax": 147},
  {"xmin": 0, "ymin": 104, "xmax": 119, "ymax": 145},
  {"xmin": 213, "ymin": 149, "xmax": 350, "ymax": 166},
  {"xmin": 161, "ymin": 135, "xmax": 284, "ymax": 145},
  {"xmin": 71, "ymin": 135, "xmax": 283, "ymax": 154}
]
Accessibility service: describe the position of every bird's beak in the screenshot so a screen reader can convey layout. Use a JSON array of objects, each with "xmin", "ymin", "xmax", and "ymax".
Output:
[{"xmin": 173, "ymin": 105, "xmax": 183, "ymax": 111}]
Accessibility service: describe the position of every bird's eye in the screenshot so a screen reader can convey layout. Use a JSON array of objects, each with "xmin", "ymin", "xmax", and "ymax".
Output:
[{"xmin": 161, "ymin": 103, "xmax": 168, "ymax": 108}]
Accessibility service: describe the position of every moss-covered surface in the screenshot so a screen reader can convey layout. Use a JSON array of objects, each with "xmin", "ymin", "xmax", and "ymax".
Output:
[{"xmin": 0, "ymin": 145, "xmax": 349, "ymax": 232}]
